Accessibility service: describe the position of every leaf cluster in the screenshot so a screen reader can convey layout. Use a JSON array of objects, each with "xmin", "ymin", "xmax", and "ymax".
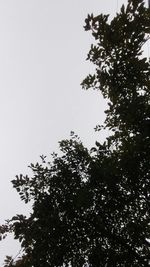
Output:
[{"xmin": 2, "ymin": 1, "xmax": 150, "ymax": 266}]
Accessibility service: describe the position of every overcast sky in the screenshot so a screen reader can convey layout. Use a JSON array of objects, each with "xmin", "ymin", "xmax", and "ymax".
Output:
[{"xmin": 1, "ymin": 0, "xmax": 149, "ymax": 264}]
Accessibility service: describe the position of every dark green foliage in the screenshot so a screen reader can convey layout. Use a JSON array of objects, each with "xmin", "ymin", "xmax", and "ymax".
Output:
[
  {"xmin": 1, "ymin": 0, "xmax": 150, "ymax": 266},
  {"xmin": 3, "ymin": 255, "xmax": 31, "ymax": 267}
]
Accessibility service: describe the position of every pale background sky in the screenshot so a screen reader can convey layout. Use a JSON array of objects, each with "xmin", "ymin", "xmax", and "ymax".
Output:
[{"xmin": 0, "ymin": 0, "xmax": 148, "ymax": 264}]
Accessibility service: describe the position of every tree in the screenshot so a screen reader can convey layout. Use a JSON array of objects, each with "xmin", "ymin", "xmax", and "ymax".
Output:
[{"xmin": 1, "ymin": 0, "xmax": 150, "ymax": 266}]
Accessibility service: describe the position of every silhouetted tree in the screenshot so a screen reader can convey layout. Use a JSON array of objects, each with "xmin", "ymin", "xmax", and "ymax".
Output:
[{"xmin": 1, "ymin": 0, "xmax": 150, "ymax": 266}]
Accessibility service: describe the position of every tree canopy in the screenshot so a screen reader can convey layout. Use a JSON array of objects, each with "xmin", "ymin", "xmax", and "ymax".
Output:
[{"xmin": 1, "ymin": 0, "xmax": 150, "ymax": 266}]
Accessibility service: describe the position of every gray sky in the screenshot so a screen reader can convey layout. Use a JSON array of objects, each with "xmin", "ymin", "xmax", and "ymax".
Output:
[{"xmin": 2, "ymin": 0, "xmax": 148, "ymax": 264}]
